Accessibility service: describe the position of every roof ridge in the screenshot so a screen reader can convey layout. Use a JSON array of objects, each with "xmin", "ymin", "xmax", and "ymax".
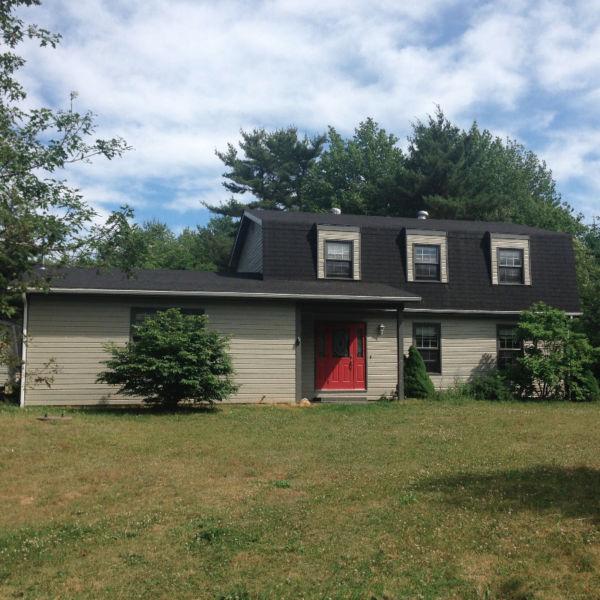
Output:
[{"xmin": 245, "ymin": 209, "xmax": 566, "ymax": 235}]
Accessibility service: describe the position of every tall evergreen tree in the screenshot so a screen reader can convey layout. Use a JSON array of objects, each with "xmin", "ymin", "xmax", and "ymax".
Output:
[
  {"xmin": 212, "ymin": 127, "xmax": 326, "ymax": 214},
  {"xmin": 405, "ymin": 109, "xmax": 582, "ymax": 234},
  {"xmin": 304, "ymin": 118, "xmax": 407, "ymax": 215}
]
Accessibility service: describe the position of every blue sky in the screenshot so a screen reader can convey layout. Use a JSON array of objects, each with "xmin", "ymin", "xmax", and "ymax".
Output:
[{"xmin": 20, "ymin": 0, "xmax": 600, "ymax": 229}]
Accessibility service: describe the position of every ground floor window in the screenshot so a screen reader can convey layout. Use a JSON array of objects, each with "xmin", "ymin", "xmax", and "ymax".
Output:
[
  {"xmin": 414, "ymin": 323, "xmax": 441, "ymax": 373},
  {"xmin": 130, "ymin": 307, "xmax": 204, "ymax": 340},
  {"xmin": 497, "ymin": 325, "xmax": 521, "ymax": 370}
]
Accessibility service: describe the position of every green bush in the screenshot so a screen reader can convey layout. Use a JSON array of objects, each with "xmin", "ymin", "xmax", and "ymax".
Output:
[
  {"xmin": 467, "ymin": 370, "xmax": 514, "ymax": 402},
  {"xmin": 404, "ymin": 346, "xmax": 435, "ymax": 398},
  {"xmin": 431, "ymin": 382, "xmax": 471, "ymax": 403},
  {"xmin": 98, "ymin": 308, "xmax": 237, "ymax": 407},
  {"xmin": 510, "ymin": 302, "xmax": 599, "ymax": 402},
  {"xmin": 566, "ymin": 369, "xmax": 600, "ymax": 402}
]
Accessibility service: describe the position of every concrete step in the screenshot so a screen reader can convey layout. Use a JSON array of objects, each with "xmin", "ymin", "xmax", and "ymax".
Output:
[{"xmin": 316, "ymin": 397, "xmax": 369, "ymax": 404}]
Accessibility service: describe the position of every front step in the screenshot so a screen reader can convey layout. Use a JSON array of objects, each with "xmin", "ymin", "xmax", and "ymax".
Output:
[{"xmin": 316, "ymin": 397, "xmax": 369, "ymax": 404}]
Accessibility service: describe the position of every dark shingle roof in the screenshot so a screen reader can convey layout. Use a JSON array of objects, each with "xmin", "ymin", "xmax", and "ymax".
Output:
[
  {"xmin": 248, "ymin": 209, "xmax": 581, "ymax": 314},
  {"xmin": 33, "ymin": 267, "xmax": 420, "ymax": 303},
  {"xmin": 247, "ymin": 209, "xmax": 568, "ymax": 236},
  {"xmin": 30, "ymin": 208, "xmax": 581, "ymax": 314}
]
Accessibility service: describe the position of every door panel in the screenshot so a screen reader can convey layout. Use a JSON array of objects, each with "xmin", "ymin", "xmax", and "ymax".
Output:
[
  {"xmin": 353, "ymin": 324, "xmax": 366, "ymax": 389},
  {"xmin": 315, "ymin": 322, "xmax": 366, "ymax": 391}
]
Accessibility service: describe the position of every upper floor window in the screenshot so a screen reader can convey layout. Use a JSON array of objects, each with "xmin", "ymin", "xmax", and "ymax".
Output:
[
  {"xmin": 498, "ymin": 248, "xmax": 524, "ymax": 284},
  {"xmin": 406, "ymin": 229, "xmax": 448, "ymax": 283},
  {"xmin": 414, "ymin": 323, "xmax": 441, "ymax": 373},
  {"xmin": 497, "ymin": 326, "xmax": 521, "ymax": 369},
  {"xmin": 414, "ymin": 244, "xmax": 440, "ymax": 281},
  {"xmin": 317, "ymin": 225, "xmax": 360, "ymax": 280},
  {"xmin": 325, "ymin": 240, "xmax": 353, "ymax": 278},
  {"xmin": 490, "ymin": 234, "xmax": 531, "ymax": 286}
]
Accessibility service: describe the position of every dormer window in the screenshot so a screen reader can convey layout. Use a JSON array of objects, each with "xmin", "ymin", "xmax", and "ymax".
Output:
[
  {"xmin": 490, "ymin": 234, "xmax": 530, "ymax": 286},
  {"xmin": 317, "ymin": 225, "xmax": 361, "ymax": 280},
  {"xmin": 405, "ymin": 229, "xmax": 448, "ymax": 283},
  {"xmin": 325, "ymin": 241, "xmax": 353, "ymax": 278},
  {"xmin": 414, "ymin": 244, "xmax": 440, "ymax": 281},
  {"xmin": 498, "ymin": 248, "xmax": 524, "ymax": 284}
]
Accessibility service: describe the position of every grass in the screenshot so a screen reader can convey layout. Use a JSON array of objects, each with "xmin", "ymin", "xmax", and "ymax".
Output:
[{"xmin": 0, "ymin": 400, "xmax": 599, "ymax": 599}]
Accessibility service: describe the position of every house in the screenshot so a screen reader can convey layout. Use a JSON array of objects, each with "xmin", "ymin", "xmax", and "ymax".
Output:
[{"xmin": 20, "ymin": 209, "xmax": 580, "ymax": 406}]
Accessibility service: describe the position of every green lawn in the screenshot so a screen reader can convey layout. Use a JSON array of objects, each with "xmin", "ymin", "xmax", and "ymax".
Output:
[{"xmin": 1, "ymin": 400, "xmax": 599, "ymax": 599}]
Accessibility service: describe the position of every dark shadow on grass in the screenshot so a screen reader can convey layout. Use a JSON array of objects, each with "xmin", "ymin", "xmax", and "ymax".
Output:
[{"xmin": 416, "ymin": 465, "xmax": 600, "ymax": 522}]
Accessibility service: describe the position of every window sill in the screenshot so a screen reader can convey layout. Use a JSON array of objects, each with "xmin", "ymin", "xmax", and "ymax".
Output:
[
  {"xmin": 413, "ymin": 279, "xmax": 446, "ymax": 283},
  {"xmin": 323, "ymin": 276, "xmax": 359, "ymax": 281},
  {"xmin": 497, "ymin": 282, "xmax": 529, "ymax": 286}
]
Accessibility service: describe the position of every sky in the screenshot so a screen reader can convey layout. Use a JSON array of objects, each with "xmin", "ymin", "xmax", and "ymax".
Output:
[{"xmin": 18, "ymin": 0, "xmax": 600, "ymax": 229}]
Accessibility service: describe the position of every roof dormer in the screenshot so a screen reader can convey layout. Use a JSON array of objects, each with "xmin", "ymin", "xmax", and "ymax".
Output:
[{"xmin": 405, "ymin": 229, "xmax": 448, "ymax": 283}]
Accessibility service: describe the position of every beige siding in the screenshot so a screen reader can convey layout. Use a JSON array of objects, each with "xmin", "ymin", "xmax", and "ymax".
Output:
[
  {"xmin": 237, "ymin": 220, "xmax": 263, "ymax": 273},
  {"xmin": 301, "ymin": 310, "xmax": 397, "ymax": 401},
  {"xmin": 317, "ymin": 227, "xmax": 361, "ymax": 280},
  {"xmin": 406, "ymin": 230, "xmax": 448, "ymax": 283},
  {"xmin": 490, "ymin": 235, "xmax": 531, "ymax": 285},
  {"xmin": 0, "ymin": 357, "xmax": 9, "ymax": 389},
  {"xmin": 24, "ymin": 294, "xmax": 521, "ymax": 404},
  {"xmin": 24, "ymin": 295, "xmax": 296, "ymax": 406},
  {"xmin": 403, "ymin": 315, "xmax": 506, "ymax": 389},
  {"xmin": 0, "ymin": 325, "xmax": 10, "ymax": 387}
]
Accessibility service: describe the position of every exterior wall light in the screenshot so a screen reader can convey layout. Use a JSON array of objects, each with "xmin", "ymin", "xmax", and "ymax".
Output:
[{"xmin": 378, "ymin": 323, "xmax": 385, "ymax": 336}]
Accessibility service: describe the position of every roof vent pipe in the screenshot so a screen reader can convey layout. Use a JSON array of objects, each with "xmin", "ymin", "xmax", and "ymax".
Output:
[
  {"xmin": 417, "ymin": 210, "xmax": 429, "ymax": 220},
  {"xmin": 330, "ymin": 207, "xmax": 341, "ymax": 215}
]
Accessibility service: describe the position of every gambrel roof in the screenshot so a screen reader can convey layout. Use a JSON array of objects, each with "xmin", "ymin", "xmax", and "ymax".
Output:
[{"xmin": 233, "ymin": 209, "xmax": 581, "ymax": 313}]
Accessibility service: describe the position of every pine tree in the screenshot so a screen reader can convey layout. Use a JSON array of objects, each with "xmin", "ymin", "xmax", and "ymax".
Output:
[
  {"xmin": 404, "ymin": 346, "xmax": 435, "ymax": 399},
  {"xmin": 212, "ymin": 127, "xmax": 326, "ymax": 213}
]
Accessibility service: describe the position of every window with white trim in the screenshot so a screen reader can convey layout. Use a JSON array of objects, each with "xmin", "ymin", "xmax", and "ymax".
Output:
[
  {"xmin": 414, "ymin": 323, "xmax": 441, "ymax": 373},
  {"xmin": 130, "ymin": 307, "xmax": 204, "ymax": 341},
  {"xmin": 498, "ymin": 248, "xmax": 524, "ymax": 284},
  {"xmin": 325, "ymin": 240, "xmax": 353, "ymax": 278},
  {"xmin": 414, "ymin": 244, "xmax": 441, "ymax": 281},
  {"xmin": 497, "ymin": 326, "xmax": 521, "ymax": 370}
]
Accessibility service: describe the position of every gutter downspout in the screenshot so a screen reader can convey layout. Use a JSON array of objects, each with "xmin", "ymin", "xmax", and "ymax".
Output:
[
  {"xmin": 396, "ymin": 304, "xmax": 404, "ymax": 400},
  {"xmin": 19, "ymin": 293, "xmax": 28, "ymax": 408}
]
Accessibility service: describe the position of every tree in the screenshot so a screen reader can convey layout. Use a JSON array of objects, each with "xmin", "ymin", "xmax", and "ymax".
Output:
[
  {"xmin": 510, "ymin": 302, "xmax": 599, "ymax": 401},
  {"xmin": 304, "ymin": 118, "xmax": 407, "ymax": 215},
  {"xmin": 174, "ymin": 216, "xmax": 237, "ymax": 272},
  {"xmin": 211, "ymin": 110, "xmax": 584, "ymax": 234},
  {"xmin": 575, "ymin": 221, "xmax": 600, "ymax": 378},
  {"xmin": 405, "ymin": 109, "xmax": 583, "ymax": 234},
  {"xmin": 213, "ymin": 127, "xmax": 326, "ymax": 214},
  {"xmin": 81, "ymin": 209, "xmax": 236, "ymax": 272},
  {"xmin": 0, "ymin": 0, "xmax": 129, "ymax": 318},
  {"xmin": 97, "ymin": 309, "xmax": 237, "ymax": 407},
  {"xmin": 404, "ymin": 346, "xmax": 435, "ymax": 398}
]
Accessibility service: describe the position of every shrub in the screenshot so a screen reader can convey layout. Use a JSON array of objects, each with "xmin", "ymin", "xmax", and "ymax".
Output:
[
  {"xmin": 566, "ymin": 369, "xmax": 600, "ymax": 403},
  {"xmin": 431, "ymin": 381, "xmax": 471, "ymax": 403},
  {"xmin": 510, "ymin": 302, "xmax": 599, "ymax": 402},
  {"xmin": 404, "ymin": 345, "xmax": 435, "ymax": 398},
  {"xmin": 98, "ymin": 308, "xmax": 237, "ymax": 407},
  {"xmin": 467, "ymin": 370, "xmax": 514, "ymax": 402}
]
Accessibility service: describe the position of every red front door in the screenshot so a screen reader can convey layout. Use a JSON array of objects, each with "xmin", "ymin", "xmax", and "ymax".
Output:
[{"xmin": 315, "ymin": 322, "xmax": 366, "ymax": 391}]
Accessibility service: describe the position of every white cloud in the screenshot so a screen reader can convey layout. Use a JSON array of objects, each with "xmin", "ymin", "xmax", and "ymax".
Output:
[{"xmin": 15, "ymin": 0, "xmax": 600, "ymax": 223}]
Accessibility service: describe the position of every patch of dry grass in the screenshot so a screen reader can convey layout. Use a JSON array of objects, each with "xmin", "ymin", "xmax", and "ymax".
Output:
[{"xmin": 0, "ymin": 400, "xmax": 599, "ymax": 599}]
